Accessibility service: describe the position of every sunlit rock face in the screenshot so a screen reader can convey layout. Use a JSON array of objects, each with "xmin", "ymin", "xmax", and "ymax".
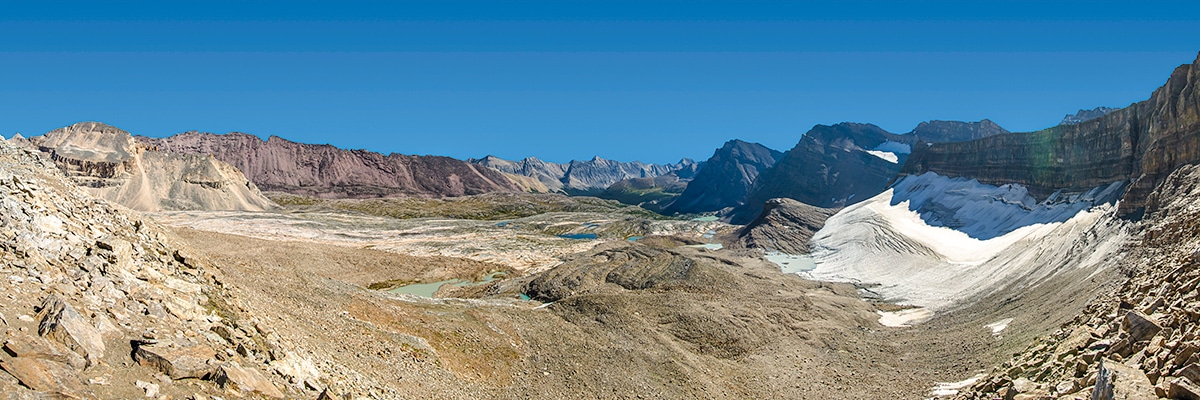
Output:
[
  {"xmin": 31, "ymin": 122, "xmax": 276, "ymax": 212},
  {"xmin": 142, "ymin": 132, "xmax": 524, "ymax": 198}
]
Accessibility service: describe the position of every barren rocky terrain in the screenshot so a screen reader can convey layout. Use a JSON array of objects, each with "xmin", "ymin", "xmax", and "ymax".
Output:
[{"xmin": 6, "ymin": 52, "xmax": 1200, "ymax": 400}]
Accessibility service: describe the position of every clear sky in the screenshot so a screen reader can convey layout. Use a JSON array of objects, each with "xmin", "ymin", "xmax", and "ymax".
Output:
[{"xmin": 2, "ymin": 1, "xmax": 1198, "ymax": 164}]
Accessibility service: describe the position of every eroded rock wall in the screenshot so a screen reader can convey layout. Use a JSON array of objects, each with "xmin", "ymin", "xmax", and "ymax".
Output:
[
  {"xmin": 142, "ymin": 132, "xmax": 523, "ymax": 198},
  {"xmin": 904, "ymin": 53, "xmax": 1200, "ymax": 217}
]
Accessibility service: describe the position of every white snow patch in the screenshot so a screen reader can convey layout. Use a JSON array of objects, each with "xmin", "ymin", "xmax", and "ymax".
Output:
[
  {"xmin": 891, "ymin": 172, "xmax": 1126, "ymax": 240},
  {"xmin": 876, "ymin": 307, "xmax": 934, "ymax": 327},
  {"xmin": 807, "ymin": 174, "xmax": 1129, "ymax": 311},
  {"xmin": 874, "ymin": 140, "xmax": 912, "ymax": 154},
  {"xmin": 986, "ymin": 318, "xmax": 1013, "ymax": 335},
  {"xmin": 930, "ymin": 373, "xmax": 986, "ymax": 397},
  {"xmin": 864, "ymin": 149, "xmax": 899, "ymax": 164}
]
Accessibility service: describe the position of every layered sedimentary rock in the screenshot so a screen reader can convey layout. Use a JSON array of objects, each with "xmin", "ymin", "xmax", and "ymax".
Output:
[
  {"xmin": 666, "ymin": 140, "xmax": 783, "ymax": 214},
  {"xmin": 903, "ymin": 53, "xmax": 1200, "ymax": 217},
  {"xmin": 470, "ymin": 155, "xmax": 696, "ymax": 193},
  {"xmin": 735, "ymin": 198, "xmax": 837, "ymax": 254},
  {"xmin": 141, "ymin": 132, "xmax": 522, "ymax": 198},
  {"xmin": 30, "ymin": 122, "xmax": 275, "ymax": 211},
  {"xmin": 731, "ymin": 120, "xmax": 1007, "ymax": 223}
]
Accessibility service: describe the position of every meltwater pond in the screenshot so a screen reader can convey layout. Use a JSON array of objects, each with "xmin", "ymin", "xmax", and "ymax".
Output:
[
  {"xmin": 764, "ymin": 252, "xmax": 817, "ymax": 274},
  {"xmin": 390, "ymin": 271, "xmax": 505, "ymax": 298}
]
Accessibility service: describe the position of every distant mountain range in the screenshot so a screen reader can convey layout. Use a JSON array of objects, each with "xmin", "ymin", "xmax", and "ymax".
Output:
[
  {"xmin": 1059, "ymin": 106, "xmax": 1118, "ymax": 125},
  {"xmin": 16, "ymin": 78, "xmax": 1172, "ymax": 229},
  {"xmin": 468, "ymin": 155, "xmax": 698, "ymax": 194}
]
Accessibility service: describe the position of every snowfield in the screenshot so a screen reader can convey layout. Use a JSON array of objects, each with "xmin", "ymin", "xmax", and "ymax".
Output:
[
  {"xmin": 805, "ymin": 173, "xmax": 1130, "ymax": 313},
  {"xmin": 864, "ymin": 149, "xmax": 899, "ymax": 164}
]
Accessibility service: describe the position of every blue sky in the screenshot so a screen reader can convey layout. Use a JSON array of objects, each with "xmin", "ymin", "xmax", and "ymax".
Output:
[{"xmin": 2, "ymin": 1, "xmax": 1198, "ymax": 163}]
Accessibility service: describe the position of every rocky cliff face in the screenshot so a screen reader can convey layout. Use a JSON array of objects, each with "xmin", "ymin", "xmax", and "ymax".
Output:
[
  {"xmin": 470, "ymin": 155, "xmax": 696, "ymax": 193},
  {"xmin": 731, "ymin": 120, "xmax": 1007, "ymax": 223},
  {"xmin": 666, "ymin": 140, "xmax": 783, "ymax": 214},
  {"xmin": 0, "ymin": 140, "xmax": 297, "ymax": 398},
  {"xmin": 141, "ymin": 132, "xmax": 523, "ymax": 199},
  {"xmin": 30, "ymin": 122, "xmax": 276, "ymax": 212},
  {"xmin": 903, "ymin": 53, "xmax": 1200, "ymax": 217}
]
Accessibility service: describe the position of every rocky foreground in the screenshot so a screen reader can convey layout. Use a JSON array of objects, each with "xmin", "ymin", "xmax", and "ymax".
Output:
[
  {"xmin": 958, "ymin": 165, "xmax": 1200, "ymax": 399},
  {"xmin": 0, "ymin": 140, "xmax": 308, "ymax": 398}
]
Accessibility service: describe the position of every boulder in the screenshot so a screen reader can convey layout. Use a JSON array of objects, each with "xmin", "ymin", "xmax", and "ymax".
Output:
[
  {"xmin": 0, "ymin": 357, "xmax": 93, "ymax": 398},
  {"xmin": 317, "ymin": 388, "xmax": 344, "ymax": 400},
  {"xmin": 133, "ymin": 340, "xmax": 217, "ymax": 379},
  {"xmin": 35, "ymin": 295, "xmax": 105, "ymax": 364},
  {"xmin": 1169, "ymin": 377, "xmax": 1200, "ymax": 400},
  {"xmin": 1180, "ymin": 363, "xmax": 1200, "ymax": 383},
  {"xmin": 1090, "ymin": 358, "xmax": 1156, "ymax": 400},
  {"xmin": 1055, "ymin": 326, "xmax": 1095, "ymax": 360},
  {"xmin": 0, "ymin": 379, "xmax": 44, "ymax": 400},
  {"xmin": 3, "ymin": 334, "xmax": 87, "ymax": 369},
  {"xmin": 1121, "ymin": 311, "xmax": 1162, "ymax": 343},
  {"xmin": 209, "ymin": 361, "xmax": 284, "ymax": 399}
]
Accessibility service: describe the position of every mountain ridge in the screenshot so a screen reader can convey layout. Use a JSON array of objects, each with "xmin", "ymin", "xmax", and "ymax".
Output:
[
  {"xmin": 469, "ymin": 154, "xmax": 696, "ymax": 193},
  {"xmin": 140, "ymin": 131, "xmax": 523, "ymax": 199}
]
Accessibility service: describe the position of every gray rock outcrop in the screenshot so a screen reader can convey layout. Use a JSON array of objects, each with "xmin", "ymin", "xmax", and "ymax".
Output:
[{"xmin": 734, "ymin": 198, "xmax": 837, "ymax": 254}]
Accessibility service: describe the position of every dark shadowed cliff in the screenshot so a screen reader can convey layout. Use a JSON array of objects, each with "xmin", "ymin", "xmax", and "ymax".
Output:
[{"xmin": 666, "ymin": 140, "xmax": 783, "ymax": 214}]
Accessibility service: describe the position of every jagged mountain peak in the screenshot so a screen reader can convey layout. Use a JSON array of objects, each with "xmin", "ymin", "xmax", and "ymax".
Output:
[
  {"xmin": 666, "ymin": 139, "xmax": 782, "ymax": 214},
  {"xmin": 472, "ymin": 154, "xmax": 687, "ymax": 193},
  {"xmin": 907, "ymin": 119, "xmax": 1009, "ymax": 143},
  {"xmin": 1059, "ymin": 107, "xmax": 1119, "ymax": 125}
]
